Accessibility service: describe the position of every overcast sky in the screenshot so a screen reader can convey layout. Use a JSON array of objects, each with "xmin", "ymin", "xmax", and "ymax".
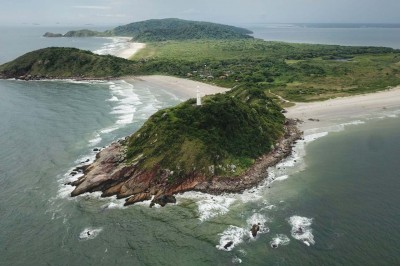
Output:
[{"xmin": 1, "ymin": 0, "xmax": 399, "ymax": 26}]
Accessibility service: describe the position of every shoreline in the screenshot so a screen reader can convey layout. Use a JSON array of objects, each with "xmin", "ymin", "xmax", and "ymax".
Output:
[
  {"xmin": 123, "ymin": 75, "xmax": 230, "ymax": 99},
  {"xmin": 94, "ymin": 37, "xmax": 146, "ymax": 60},
  {"xmin": 68, "ymin": 120, "xmax": 302, "ymax": 206},
  {"xmin": 286, "ymin": 86, "xmax": 400, "ymax": 134},
  {"xmin": 65, "ymin": 76, "xmax": 400, "ymax": 206}
]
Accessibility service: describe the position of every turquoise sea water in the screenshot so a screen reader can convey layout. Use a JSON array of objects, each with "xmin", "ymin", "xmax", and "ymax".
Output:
[{"xmin": 1, "ymin": 25, "xmax": 400, "ymax": 265}]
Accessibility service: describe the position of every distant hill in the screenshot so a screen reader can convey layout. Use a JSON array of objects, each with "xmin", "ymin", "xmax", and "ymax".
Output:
[
  {"xmin": 0, "ymin": 47, "xmax": 136, "ymax": 79},
  {"xmin": 43, "ymin": 18, "xmax": 253, "ymax": 42},
  {"xmin": 108, "ymin": 18, "xmax": 253, "ymax": 41}
]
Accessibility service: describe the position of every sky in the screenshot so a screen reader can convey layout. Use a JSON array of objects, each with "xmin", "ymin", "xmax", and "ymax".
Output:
[{"xmin": 1, "ymin": 0, "xmax": 399, "ymax": 26}]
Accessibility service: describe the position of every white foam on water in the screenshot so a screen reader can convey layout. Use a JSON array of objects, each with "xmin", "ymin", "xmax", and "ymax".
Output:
[
  {"xmin": 289, "ymin": 216, "xmax": 315, "ymax": 246},
  {"xmin": 340, "ymin": 120, "xmax": 365, "ymax": 127},
  {"xmin": 274, "ymin": 175, "xmax": 289, "ymax": 182},
  {"xmin": 216, "ymin": 213, "xmax": 270, "ymax": 252},
  {"xmin": 236, "ymin": 189, "xmax": 264, "ymax": 203},
  {"xmin": 107, "ymin": 96, "xmax": 119, "ymax": 102},
  {"xmin": 101, "ymin": 196, "xmax": 127, "ymax": 210},
  {"xmin": 89, "ymin": 133, "xmax": 102, "ymax": 146},
  {"xmin": 108, "ymin": 81, "xmax": 141, "ymax": 126},
  {"xmin": 238, "ymin": 249, "xmax": 247, "ymax": 256},
  {"xmin": 93, "ymin": 37, "xmax": 132, "ymax": 57},
  {"xmin": 246, "ymin": 213, "xmax": 269, "ymax": 236},
  {"xmin": 270, "ymin": 234, "xmax": 290, "ymax": 248},
  {"xmin": 232, "ymin": 256, "xmax": 242, "ymax": 264},
  {"xmin": 260, "ymin": 204, "xmax": 276, "ymax": 211},
  {"xmin": 100, "ymin": 126, "xmax": 119, "ymax": 134},
  {"xmin": 57, "ymin": 184, "xmax": 76, "ymax": 199},
  {"xmin": 266, "ymin": 131, "xmax": 330, "ymax": 186},
  {"xmin": 216, "ymin": 226, "xmax": 248, "ymax": 251},
  {"xmin": 177, "ymin": 191, "xmax": 236, "ymax": 222},
  {"xmin": 79, "ymin": 227, "xmax": 103, "ymax": 240}
]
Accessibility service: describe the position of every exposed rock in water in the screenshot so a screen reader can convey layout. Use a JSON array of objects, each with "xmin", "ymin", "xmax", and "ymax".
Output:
[
  {"xmin": 125, "ymin": 193, "xmax": 152, "ymax": 206},
  {"xmin": 150, "ymin": 195, "xmax": 176, "ymax": 208},
  {"xmin": 224, "ymin": 241, "xmax": 234, "ymax": 250},
  {"xmin": 251, "ymin": 223, "xmax": 260, "ymax": 237},
  {"xmin": 43, "ymin": 32, "xmax": 63, "ymax": 37}
]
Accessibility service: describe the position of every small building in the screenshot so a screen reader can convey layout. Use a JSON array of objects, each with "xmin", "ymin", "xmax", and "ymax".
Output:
[{"xmin": 196, "ymin": 86, "xmax": 202, "ymax": 106}]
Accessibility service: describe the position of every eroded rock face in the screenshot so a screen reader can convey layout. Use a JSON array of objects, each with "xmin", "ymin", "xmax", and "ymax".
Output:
[{"xmin": 69, "ymin": 121, "xmax": 302, "ymax": 207}]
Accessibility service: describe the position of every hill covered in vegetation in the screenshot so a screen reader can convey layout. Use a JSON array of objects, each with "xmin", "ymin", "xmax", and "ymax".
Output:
[
  {"xmin": 43, "ymin": 18, "xmax": 253, "ymax": 41},
  {"xmin": 108, "ymin": 18, "xmax": 253, "ymax": 41},
  {"xmin": 0, "ymin": 47, "xmax": 136, "ymax": 79},
  {"xmin": 70, "ymin": 87, "xmax": 301, "ymax": 206}
]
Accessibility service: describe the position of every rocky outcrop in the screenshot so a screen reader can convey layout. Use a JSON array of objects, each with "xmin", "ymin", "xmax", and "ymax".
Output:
[
  {"xmin": 251, "ymin": 224, "xmax": 260, "ymax": 237},
  {"xmin": 43, "ymin": 32, "xmax": 63, "ymax": 37},
  {"xmin": 150, "ymin": 195, "xmax": 176, "ymax": 208},
  {"xmin": 69, "ymin": 121, "xmax": 302, "ymax": 207}
]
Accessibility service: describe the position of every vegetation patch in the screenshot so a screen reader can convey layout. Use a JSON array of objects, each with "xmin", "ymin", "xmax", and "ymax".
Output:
[
  {"xmin": 132, "ymin": 39, "xmax": 400, "ymax": 102},
  {"xmin": 125, "ymin": 87, "xmax": 285, "ymax": 179}
]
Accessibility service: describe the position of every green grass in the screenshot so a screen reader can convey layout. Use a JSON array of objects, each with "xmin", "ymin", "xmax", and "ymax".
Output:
[{"xmin": 131, "ymin": 39, "xmax": 400, "ymax": 102}]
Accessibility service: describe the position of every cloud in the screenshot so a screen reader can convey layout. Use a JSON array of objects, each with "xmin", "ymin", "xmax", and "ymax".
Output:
[{"xmin": 72, "ymin": 6, "xmax": 111, "ymax": 10}]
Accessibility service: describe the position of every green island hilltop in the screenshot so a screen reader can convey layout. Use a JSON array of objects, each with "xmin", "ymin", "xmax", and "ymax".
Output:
[
  {"xmin": 43, "ymin": 18, "xmax": 253, "ymax": 41},
  {"xmin": 1, "ymin": 18, "xmax": 400, "ymax": 206}
]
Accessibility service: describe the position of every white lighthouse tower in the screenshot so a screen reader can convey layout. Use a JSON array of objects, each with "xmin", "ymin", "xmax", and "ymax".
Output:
[{"xmin": 196, "ymin": 86, "xmax": 202, "ymax": 106}]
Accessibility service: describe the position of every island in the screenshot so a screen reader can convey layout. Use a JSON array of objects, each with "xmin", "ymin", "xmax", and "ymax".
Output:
[
  {"xmin": 42, "ymin": 18, "xmax": 253, "ymax": 41},
  {"xmin": 1, "ymin": 18, "xmax": 400, "ymax": 207}
]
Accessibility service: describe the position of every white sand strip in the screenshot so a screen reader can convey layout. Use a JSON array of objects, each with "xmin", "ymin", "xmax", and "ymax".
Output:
[
  {"xmin": 115, "ymin": 42, "xmax": 146, "ymax": 59},
  {"xmin": 124, "ymin": 75, "xmax": 229, "ymax": 99},
  {"xmin": 286, "ymin": 86, "xmax": 400, "ymax": 132}
]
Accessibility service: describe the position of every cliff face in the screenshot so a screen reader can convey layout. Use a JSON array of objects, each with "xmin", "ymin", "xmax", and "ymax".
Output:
[{"xmin": 69, "ymin": 88, "xmax": 302, "ymax": 207}]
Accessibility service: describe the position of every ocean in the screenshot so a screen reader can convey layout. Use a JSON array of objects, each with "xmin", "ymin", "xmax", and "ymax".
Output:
[{"xmin": 0, "ymin": 25, "xmax": 400, "ymax": 265}]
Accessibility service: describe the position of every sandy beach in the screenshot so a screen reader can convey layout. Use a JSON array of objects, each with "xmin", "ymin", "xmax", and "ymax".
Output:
[
  {"xmin": 124, "ymin": 75, "xmax": 230, "ymax": 99},
  {"xmin": 111, "ymin": 43, "xmax": 400, "ymax": 134},
  {"xmin": 286, "ymin": 86, "xmax": 400, "ymax": 133},
  {"xmin": 115, "ymin": 41, "xmax": 146, "ymax": 59},
  {"xmin": 99, "ymin": 37, "xmax": 146, "ymax": 60}
]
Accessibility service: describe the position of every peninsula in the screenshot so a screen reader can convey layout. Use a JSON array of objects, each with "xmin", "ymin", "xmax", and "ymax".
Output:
[{"xmin": 1, "ymin": 18, "xmax": 400, "ymax": 207}]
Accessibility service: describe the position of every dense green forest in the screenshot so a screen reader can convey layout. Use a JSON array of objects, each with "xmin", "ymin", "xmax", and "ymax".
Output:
[
  {"xmin": 43, "ymin": 18, "xmax": 253, "ymax": 41},
  {"xmin": 109, "ymin": 18, "xmax": 253, "ymax": 41},
  {"xmin": 0, "ymin": 47, "xmax": 136, "ymax": 79},
  {"xmin": 125, "ymin": 87, "xmax": 285, "ymax": 179}
]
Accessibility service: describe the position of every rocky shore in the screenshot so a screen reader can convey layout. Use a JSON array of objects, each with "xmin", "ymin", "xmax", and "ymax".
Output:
[{"xmin": 69, "ymin": 119, "xmax": 302, "ymax": 207}]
